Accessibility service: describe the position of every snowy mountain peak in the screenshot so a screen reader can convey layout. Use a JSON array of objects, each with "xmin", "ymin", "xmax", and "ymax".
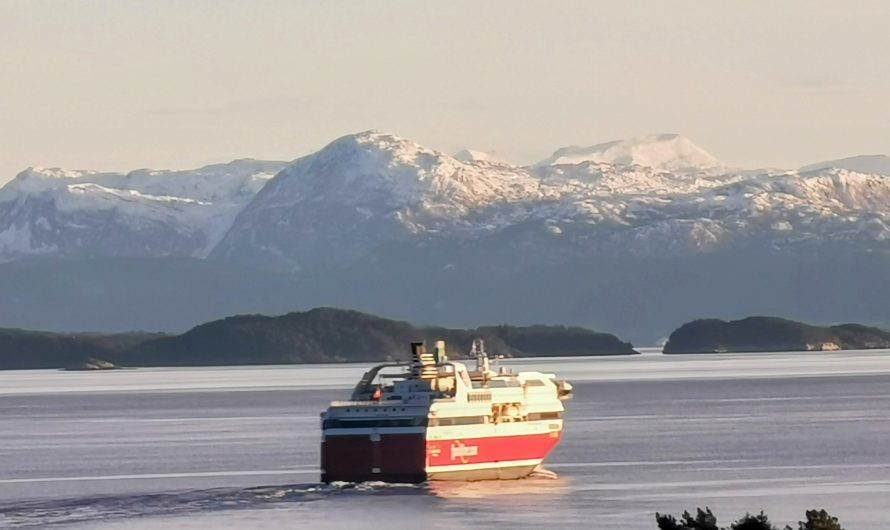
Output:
[
  {"xmin": 453, "ymin": 149, "xmax": 508, "ymax": 165},
  {"xmin": 318, "ymin": 130, "xmax": 435, "ymax": 162},
  {"xmin": 264, "ymin": 131, "xmax": 539, "ymax": 209},
  {"xmin": 23, "ymin": 166, "xmax": 93, "ymax": 179},
  {"xmin": 0, "ymin": 167, "xmax": 120, "ymax": 200},
  {"xmin": 537, "ymin": 134, "xmax": 721, "ymax": 171},
  {"xmin": 211, "ymin": 131, "xmax": 546, "ymax": 270},
  {"xmin": 800, "ymin": 154, "xmax": 890, "ymax": 177},
  {"xmin": 283, "ymin": 130, "xmax": 450, "ymax": 194}
]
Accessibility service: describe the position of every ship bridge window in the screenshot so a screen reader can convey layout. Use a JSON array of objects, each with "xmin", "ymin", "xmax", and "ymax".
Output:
[
  {"xmin": 467, "ymin": 391, "xmax": 492, "ymax": 402},
  {"xmin": 323, "ymin": 417, "xmax": 427, "ymax": 429},
  {"xmin": 429, "ymin": 416, "xmax": 488, "ymax": 427},
  {"xmin": 527, "ymin": 411, "xmax": 562, "ymax": 421},
  {"xmin": 524, "ymin": 380, "xmax": 546, "ymax": 387},
  {"xmin": 473, "ymin": 379, "xmax": 522, "ymax": 389}
]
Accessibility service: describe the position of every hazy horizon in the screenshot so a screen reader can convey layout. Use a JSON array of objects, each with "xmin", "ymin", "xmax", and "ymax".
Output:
[{"xmin": 2, "ymin": 1, "xmax": 888, "ymax": 183}]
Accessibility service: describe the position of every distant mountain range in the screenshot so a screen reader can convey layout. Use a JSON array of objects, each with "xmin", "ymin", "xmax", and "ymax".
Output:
[{"xmin": 2, "ymin": 131, "xmax": 889, "ymax": 343}]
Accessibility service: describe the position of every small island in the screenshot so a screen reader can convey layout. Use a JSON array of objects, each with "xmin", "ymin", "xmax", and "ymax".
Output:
[
  {"xmin": 663, "ymin": 316, "xmax": 890, "ymax": 354},
  {"xmin": 0, "ymin": 307, "xmax": 637, "ymax": 370}
]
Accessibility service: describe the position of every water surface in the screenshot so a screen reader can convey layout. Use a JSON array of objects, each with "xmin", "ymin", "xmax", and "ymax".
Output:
[{"xmin": 2, "ymin": 352, "xmax": 889, "ymax": 528}]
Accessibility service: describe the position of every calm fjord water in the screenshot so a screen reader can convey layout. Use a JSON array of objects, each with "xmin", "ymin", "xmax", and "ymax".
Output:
[{"xmin": 2, "ymin": 352, "xmax": 890, "ymax": 529}]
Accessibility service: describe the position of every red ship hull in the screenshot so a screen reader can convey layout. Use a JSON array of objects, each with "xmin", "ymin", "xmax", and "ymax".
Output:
[{"xmin": 321, "ymin": 430, "xmax": 561, "ymax": 483}]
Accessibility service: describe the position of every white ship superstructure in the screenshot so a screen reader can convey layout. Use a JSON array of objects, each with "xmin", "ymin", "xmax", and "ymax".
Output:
[{"xmin": 321, "ymin": 340, "xmax": 572, "ymax": 482}]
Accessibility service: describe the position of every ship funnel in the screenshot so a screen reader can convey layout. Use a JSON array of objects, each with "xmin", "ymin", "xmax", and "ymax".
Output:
[
  {"xmin": 435, "ymin": 340, "xmax": 447, "ymax": 363},
  {"xmin": 410, "ymin": 342, "xmax": 437, "ymax": 380}
]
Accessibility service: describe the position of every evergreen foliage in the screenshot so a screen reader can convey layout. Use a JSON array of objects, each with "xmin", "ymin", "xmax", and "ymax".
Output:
[
  {"xmin": 730, "ymin": 512, "xmax": 779, "ymax": 530},
  {"xmin": 655, "ymin": 508, "xmax": 843, "ymax": 530},
  {"xmin": 794, "ymin": 509, "xmax": 844, "ymax": 530},
  {"xmin": 656, "ymin": 507, "xmax": 719, "ymax": 530}
]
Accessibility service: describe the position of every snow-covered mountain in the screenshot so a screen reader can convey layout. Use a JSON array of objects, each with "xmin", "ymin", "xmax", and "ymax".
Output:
[
  {"xmin": 3, "ymin": 130, "xmax": 890, "ymax": 269},
  {"xmin": 453, "ymin": 148, "xmax": 509, "ymax": 165},
  {"xmin": 211, "ymin": 131, "xmax": 543, "ymax": 271},
  {"xmin": 800, "ymin": 155, "xmax": 890, "ymax": 176},
  {"xmin": 209, "ymin": 131, "xmax": 890, "ymax": 273},
  {"xmin": 3, "ymin": 130, "xmax": 890, "ymax": 342},
  {"xmin": 0, "ymin": 159, "xmax": 286, "ymax": 261},
  {"xmin": 535, "ymin": 134, "xmax": 722, "ymax": 171}
]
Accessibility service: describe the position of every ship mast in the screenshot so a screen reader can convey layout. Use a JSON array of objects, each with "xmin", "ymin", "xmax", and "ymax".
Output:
[{"xmin": 470, "ymin": 338, "xmax": 490, "ymax": 376}]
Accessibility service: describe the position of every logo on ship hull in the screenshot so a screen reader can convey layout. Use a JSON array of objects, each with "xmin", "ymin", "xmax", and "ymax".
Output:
[{"xmin": 450, "ymin": 440, "xmax": 479, "ymax": 463}]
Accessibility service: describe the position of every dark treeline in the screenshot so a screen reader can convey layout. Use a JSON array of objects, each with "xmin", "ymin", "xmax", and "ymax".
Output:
[{"xmin": 656, "ymin": 507, "xmax": 844, "ymax": 530}]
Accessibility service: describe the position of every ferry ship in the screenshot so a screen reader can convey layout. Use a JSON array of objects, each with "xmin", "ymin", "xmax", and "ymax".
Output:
[{"xmin": 320, "ymin": 339, "xmax": 572, "ymax": 483}]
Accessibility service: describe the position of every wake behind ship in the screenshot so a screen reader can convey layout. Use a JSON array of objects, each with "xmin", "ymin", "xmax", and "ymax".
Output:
[{"xmin": 320, "ymin": 339, "xmax": 572, "ymax": 483}]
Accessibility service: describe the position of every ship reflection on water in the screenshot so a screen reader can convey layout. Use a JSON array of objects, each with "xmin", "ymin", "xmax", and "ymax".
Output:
[{"xmin": 427, "ymin": 470, "xmax": 571, "ymax": 500}]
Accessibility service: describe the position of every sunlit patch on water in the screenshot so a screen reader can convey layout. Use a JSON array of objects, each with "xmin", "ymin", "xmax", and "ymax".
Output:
[{"xmin": 427, "ymin": 471, "xmax": 570, "ymax": 500}]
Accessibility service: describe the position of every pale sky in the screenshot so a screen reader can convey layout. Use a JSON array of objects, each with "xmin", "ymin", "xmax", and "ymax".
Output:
[{"xmin": 1, "ymin": 1, "xmax": 889, "ymax": 184}]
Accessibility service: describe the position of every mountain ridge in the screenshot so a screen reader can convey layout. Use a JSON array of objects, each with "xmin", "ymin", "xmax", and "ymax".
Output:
[
  {"xmin": 2, "ymin": 131, "xmax": 890, "ymax": 343},
  {"xmin": 800, "ymin": 154, "xmax": 890, "ymax": 176},
  {"xmin": 0, "ymin": 159, "xmax": 286, "ymax": 261},
  {"xmin": 211, "ymin": 130, "xmax": 890, "ymax": 272}
]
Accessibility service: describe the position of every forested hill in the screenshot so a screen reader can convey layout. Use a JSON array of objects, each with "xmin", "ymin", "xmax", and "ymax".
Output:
[
  {"xmin": 0, "ymin": 307, "xmax": 637, "ymax": 370},
  {"xmin": 0, "ymin": 328, "xmax": 163, "ymax": 371},
  {"xmin": 130, "ymin": 308, "xmax": 637, "ymax": 366},
  {"xmin": 663, "ymin": 316, "xmax": 890, "ymax": 354}
]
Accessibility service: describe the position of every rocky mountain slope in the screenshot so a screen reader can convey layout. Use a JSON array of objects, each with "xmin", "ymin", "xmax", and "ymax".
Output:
[{"xmin": 0, "ymin": 159, "xmax": 286, "ymax": 261}]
